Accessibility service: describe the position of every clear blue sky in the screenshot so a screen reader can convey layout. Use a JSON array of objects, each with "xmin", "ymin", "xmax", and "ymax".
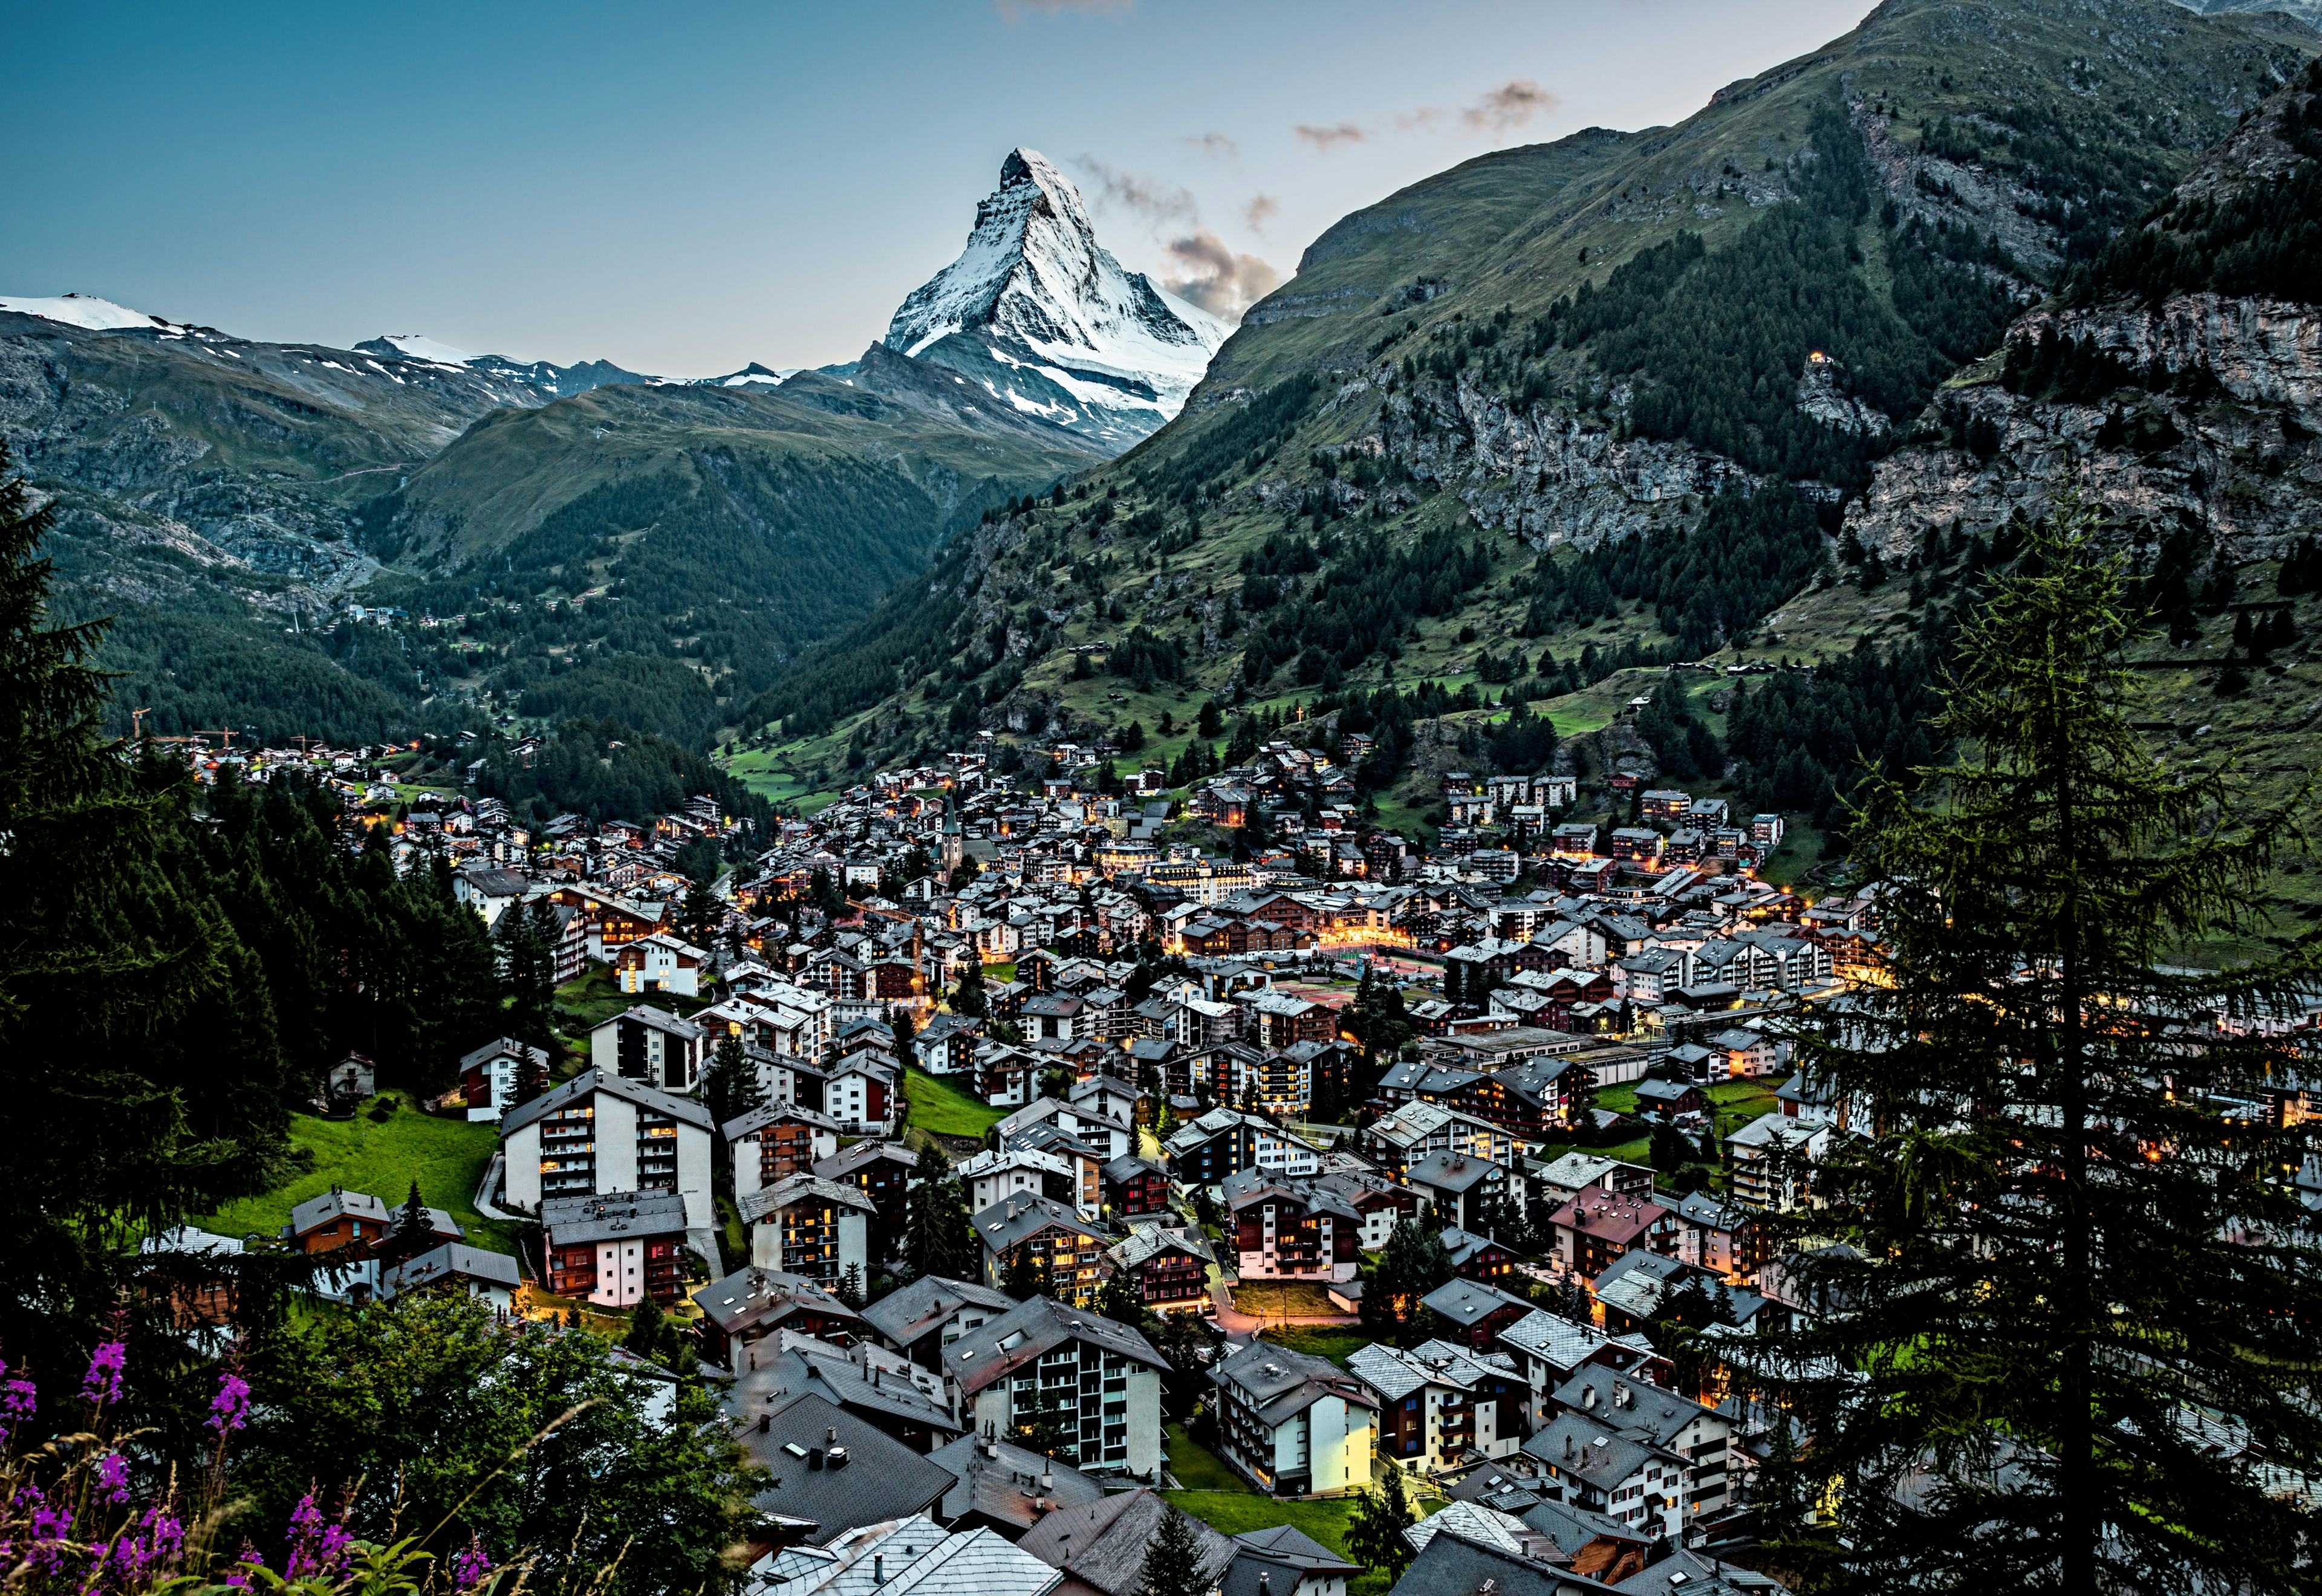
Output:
[{"xmin": 5, "ymin": 0, "xmax": 1874, "ymax": 377}]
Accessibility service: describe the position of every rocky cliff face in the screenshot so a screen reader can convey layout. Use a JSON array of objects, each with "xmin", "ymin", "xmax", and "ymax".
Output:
[{"xmin": 1849, "ymin": 293, "xmax": 2322, "ymax": 560}]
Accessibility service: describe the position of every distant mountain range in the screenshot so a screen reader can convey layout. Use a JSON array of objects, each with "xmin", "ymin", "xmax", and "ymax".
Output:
[{"xmin": 0, "ymin": 149, "xmax": 1220, "ymax": 747}]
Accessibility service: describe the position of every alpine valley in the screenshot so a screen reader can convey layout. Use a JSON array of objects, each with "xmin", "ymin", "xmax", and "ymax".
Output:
[
  {"xmin": 18, "ymin": 0, "xmax": 2322, "ymax": 942},
  {"xmin": 735, "ymin": 0, "xmax": 2322, "ymax": 939},
  {"xmin": 0, "ymin": 144, "xmax": 1217, "ymax": 748}
]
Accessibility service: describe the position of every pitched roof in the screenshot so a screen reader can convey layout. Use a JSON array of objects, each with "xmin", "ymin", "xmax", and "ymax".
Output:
[
  {"xmin": 723, "ymin": 1100, "xmax": 844, "ymax": 1141},
  {"xmin": 754, "ymin": 1345, "xmax": 964, "ymax": 1438},
  {"xmin": 925, "ymin": 1433, "xmax": 1104, "ymax": 1533},
  {"xmin": 692, "ymin": 1265, "xmax": 862, "ymax": 1338},
  {"xmin": 859, "ymin": 1274, "xmax": 1018, "ymax": 1351},
  {"xmin": 1018, "ymin": 1488, "xmax": 1235, "ymax": 1596},
  {"xmin": 941, "ymin": 1296, "xmax": 1166, "ymax": 1397},
  {"xmin": 743, "ymin": 1392, "xmax": 952, "ymax": 1546},
  {"xmin": 286, "ymin": 1189, "xmax": 391, "ymax": 1235},
  {"xmin": 971, "ymin": 1193, "xmax": 1105, "ymax": 1256},
  {"xmin": 376, "ymin": 1243, "xmax": 522, "ymax": 1298},
  {"xmin": 500, "ymin": 1066, "xmax": 714, "ymax": 1137},
  {"xmin": 1209, "ymin": 1340, "xmax": 1379, "ymax": 1427},
  {"xmin": 738, "ymin": 1174, "xmax": 876, "ymax": 1226},
  {"xmin": 1422, "ymin": 1278, "xmax": 1532, "ymax": 1328},
  {"xmin": 1385, "ymin": 1528, "xmax": 1573, "ymax": 1596}
]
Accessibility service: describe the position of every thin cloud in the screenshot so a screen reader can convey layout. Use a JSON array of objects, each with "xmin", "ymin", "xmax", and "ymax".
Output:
[
  {"xmin": 1462, "ymin": 79, "xmax": 1557, "ymax": 132},
  {"xmin": 1183, "ymin": 132, "xmax": 1239, "ymax": 158},
  {"xmin": 1296, "ymin": 123, "xmax": 1368, "ymax": 152},
  {"xmin": 1394, "ymin": 107, "xmax": 1445, "ymax": 133},
  {"xmin": 1243, "ymin": 193, "xmax": 1280, "ymax": 233},
  {"xmin": 995, "ymin": 0, "xmax": 1131, "ymax": 19},
  {"xmin": 1163, "ymin": 230, "xmax": 1283, "ymax": 322},
  {"xmin": 1073, "ymin": 155, "xmax": 1197, "ymax": 225}
]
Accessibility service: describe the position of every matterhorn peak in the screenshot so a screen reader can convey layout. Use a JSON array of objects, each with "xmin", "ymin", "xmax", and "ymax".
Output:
[{"xmin": 880, "ymin": 146, "xmax": 1225, "ymax": 451}]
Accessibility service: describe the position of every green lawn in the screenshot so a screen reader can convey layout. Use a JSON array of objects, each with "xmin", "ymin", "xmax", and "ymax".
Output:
[
  {"xmin": 1164, "ymin": 1424, "xmax": 1434, "ymax": 1596},
  {"xmin": 551, "ymin": 966, "xmax": 708, "ymax": 1068},
  {"xmin": 903, "ymin": 1066, "xmax": 1004, "ymax": 1139},
  {"xmin": 1230, "ymin": 1280, "xmax": 1344, "ymax": 1319},
  {"xmin": 198, "ymin": 1092, "xmax": 513, "ymax": 1252},
  {"xmin": 1258, "ymin": 1326, "xmax": 1370, "ymax": 1367}
]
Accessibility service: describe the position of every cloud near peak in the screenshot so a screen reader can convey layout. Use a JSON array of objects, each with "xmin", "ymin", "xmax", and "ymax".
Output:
[
  {"xmin": 1295, "ymin": 122, "xmax": 1368, "ymax": 152},
  {"xmin": 1295, "ymin": 78, "xmax": 1557, "ymax": 152},
  {"xmin": 1162, "ymin": 230, "xmax": 1282, "ymax": 323},
  {"xmin": 1463, "ymin": 79, "xmax": 1556, "ymax": 132}
]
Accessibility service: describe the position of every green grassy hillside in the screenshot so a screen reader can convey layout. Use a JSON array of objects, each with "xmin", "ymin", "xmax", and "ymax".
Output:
[{"xmin": 724, "ymin": 0, "xmax": 2317, "ymax": 847}]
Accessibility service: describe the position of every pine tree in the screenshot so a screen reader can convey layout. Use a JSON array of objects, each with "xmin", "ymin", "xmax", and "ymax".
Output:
[
  {"xmin": 1003, "ymin": 1242, "xmax": 1048, "ymax": 1301},
  {"xmin": 625, "ymin": 1293, "xmax": 669, "ymax": 1362},
  {"xmin": 0, "ymin": 440, "xmax": 294, "ymax": 1372},
  {"xmin": 1752, "ymin": 498, "xmax": 2322, "ymax": 1594},
  {"xmin": 399, "ymin": 1179, "xmax": 429, "ymax": 1236},
  {"xmin": 902, "ymin": 1139, "xmax": 975, "ymax": 1279},
  {"xmin": 703, "ymin": 1034, "xmax": 763, "ymax": 1130},
  {"xmin": 1099, "ymin": 1268, "xmax": 1147, "ymax": 1328},
  {"xmin": 889, "ymin": 1005, "xmax": 917, "ymax": 1068},
  {"xmin": 1139, "ymin": 1504, "xmax": 1213, "ymax": 1596},
  {"xmin": 952, "ymin": 961, "xmax": 988, "ymax": 1017},
  {"xmin": 512, "ymin": 1043, "xmax": 551, "ymax": 1109},
  {"xmin": 1345, "ymin": 1460, "xmax": 1417, "ymax": 1581},
  {"xmin": 835, "ymin": 1262, "xmax": 865, "ymax": 1310}
]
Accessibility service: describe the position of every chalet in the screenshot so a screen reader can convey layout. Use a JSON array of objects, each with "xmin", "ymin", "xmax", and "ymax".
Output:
[
  {"xmin": 541, "ymin": 1189, "xmax": 691, "ymax": 1307},
  {"xmin": 738, "ymin": 1174, "xmax": 873, "ymax": 1284},
  {"xmin": 814, "ymin": 1140, "xmax": 921, "ymax": 1258},
  {"xmin": 1223, "ymin": 1169, "xmax": 1364, "ymax": 1282},
  {"xmin": 1102, "ymin": 1153, "xmax": 1172, "ymax": 1218},
  {"xmin": 1405, "ymin": 1151, "xmax": 1515, "ymax": 1233},
  {"xmin": 1350, "ymin": 1339, "xmax": 1525, "ymax": 1472},
  {"xmin": 1440, "ymin": 1225, "xmax": 1520, "ymax": 1284},
  {"xmin": 376, "ymin": 1243, "xmax": 522, "ymax": 1314},
  {"xmin": 458, "ymin": 1037, "xmax": 550, "ymax": 1123},
  {"xmin": 1547, "ymin": 1183, "xmax": 1679, "ymax": 1280},
  {"xmin": 724, "ymin": 1102, "xmax": 843, "ymax": 1199},
  {"xmin": 1164, "ymin": 1108, "xmax": 1318, "ymax": 1186},
  {"xmin": 588, "ymin": 1005, "xmax": 707, "ymax": 1094},
  {"xmin": 501, "ymin": 1068, "xmax": 718, "ymax": 1230},
  {"xmin": 1494, "ymin": 1308, "xmax": 1666, "ymax": 1434},
  {"xmin": 945, "ymin": 1296, "xmax": 1169, "ymax": 1477},
  {"xmin": 691, "ymin": 1265, "xmax": 863, "ymax": 1372},
  {"xmin": 1421, "ymin": 1279, "xmax": 1535, "ymax": 1351},
  {"xmin": 741, "ymin": 1339, "xmax": 964, "ymax": 1453},
  {"xmin": 1104, "ymin": 1220, "xmax": 1214, "ymax": 1312},
  {"xmin": 1632, "ymin": 1079, "xmax": 1706, "ymax": 1122},
  {"xmin": 859, "ymin": 1274, "xmax": 1019, "ymax": 1369},
  {"xmin": 972, "ymin": 1193, "xmax": 1109, "ymax": 1309},
  {"xmin": 1207, "ymin": 1341, "xmax": 1377, "ymax": 1497},
  {"xmin": 1540, "ymin": 1366, "xmax": 1735, "ymax": 1529}
]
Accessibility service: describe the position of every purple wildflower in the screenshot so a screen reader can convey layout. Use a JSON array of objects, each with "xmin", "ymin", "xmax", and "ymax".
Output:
[
  {"xmin": 96, "ymin": 1452, "xmax": 129, "ymax": 1505},
  {"xmin": 80, "ymin": 1341, "xmax": 126, "ymax": 1408},
  {"xmin": 0, "ymin": 1375, "xmax": 34, "ymax": 1446},
  {"xmin": 206, "ymin": 1371, "xmax": 251, "ymax": 1435},
  {"xmin": 284, "ymin": 1492, "xmax": 325, "ymax": 1578},
  {"xmin": 451, "ymin": 1534, "xmax": 494, "ymax": 1589}
]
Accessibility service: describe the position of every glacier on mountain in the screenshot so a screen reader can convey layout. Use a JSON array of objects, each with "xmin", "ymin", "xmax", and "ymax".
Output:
[{"xmin": 882, "ymin": 147, "xmax": 1226, "ymax": 449}]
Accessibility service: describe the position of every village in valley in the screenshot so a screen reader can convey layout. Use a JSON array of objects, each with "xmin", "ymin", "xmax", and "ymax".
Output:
[{"xmin": 140, "ymin": 709, "xmax": 1950, "ymax": 1596}]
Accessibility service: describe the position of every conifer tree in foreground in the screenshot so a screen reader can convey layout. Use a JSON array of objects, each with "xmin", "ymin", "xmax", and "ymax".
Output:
[
  {"xmin": 1751, "ymin": 498, "xmax": 2322, "ymax": 1594},
  {"xmin": 1138, "ymin": 1503, "xmax": 1213, "ymax": 1596},
  {"xmin": 902, "ymin": 1137, "xmax": 976, "ymax": 1280},
  {"xmin": 0, "ymin": 441, "xmax": 293, "ymax": 1374}
]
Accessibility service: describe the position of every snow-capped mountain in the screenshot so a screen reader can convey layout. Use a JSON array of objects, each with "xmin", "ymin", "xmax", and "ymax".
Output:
[
  {"xmin": 353, "ymin": 335, "xmax": 652, "ymax": 400},
  {"xmin": 0, "ymin": 292, "xmax": 203, "ymax": 334},
  {"xmin": 882, "ymin": 147, "xmax": 1226, "ymax": 449}
]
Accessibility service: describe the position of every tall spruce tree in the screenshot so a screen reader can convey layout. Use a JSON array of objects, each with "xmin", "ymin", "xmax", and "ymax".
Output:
[
  {"xmin": 1138, "ymin": 1504, "xmax": 1213, "ymax": 1596},
  {"xmin": 902, "ymin": 1138, "xmax": 976, "ymax": 1279},
  {"xmin": 0, "ymin": 440, "xmax": 294, "ymax": 1373},
  {"xmin": 1751, "ymin": 499, "xmax": 2322, "ymax": 1594}
]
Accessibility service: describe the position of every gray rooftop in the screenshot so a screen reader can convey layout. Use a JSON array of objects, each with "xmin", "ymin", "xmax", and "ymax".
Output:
[
  {"xmin": 941, "ymin": 1296, "xmax": 1165, "ymax": 1397},
  {"xmin": 501, "ymin": 1066, "xmax": 715, "ymax": 1138},
  {"xmin": 741, "ymin": 1392, "xmax": 952, "ymax": 1546},
  {"xmin": 539, "ymin": 1189, "xmax": 689, "ymax": 1245}
]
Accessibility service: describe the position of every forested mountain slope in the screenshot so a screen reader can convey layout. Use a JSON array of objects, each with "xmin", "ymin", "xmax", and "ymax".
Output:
[
  {"xmin": 0, "ymin": 305, "xmax": 1090, "ymax": 746},
  {"xmin": 735, "ymin": 0, "xmax": 2322, "ymax": 904}
]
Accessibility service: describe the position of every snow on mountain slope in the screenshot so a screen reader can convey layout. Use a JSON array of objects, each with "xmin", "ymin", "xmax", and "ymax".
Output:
[
  {"xmin": 701, "ymin": 362, "xmax": 798, "ymax": 389},
  {"xmin": 882, "ymin": 148, "xmax": 1227, "ymax": 450},
  {"xmin": 0, "ymin": 293, "xmax": 190, "ymax": 332},
  {"xmin": 365, "ymin": 332, "xmax": 475, "ymax": 366}
]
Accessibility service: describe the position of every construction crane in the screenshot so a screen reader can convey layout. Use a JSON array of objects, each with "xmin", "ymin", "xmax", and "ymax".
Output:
[{"xmin": 129, "ymin": 707, "xmax": 151, "ymax": 740}]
